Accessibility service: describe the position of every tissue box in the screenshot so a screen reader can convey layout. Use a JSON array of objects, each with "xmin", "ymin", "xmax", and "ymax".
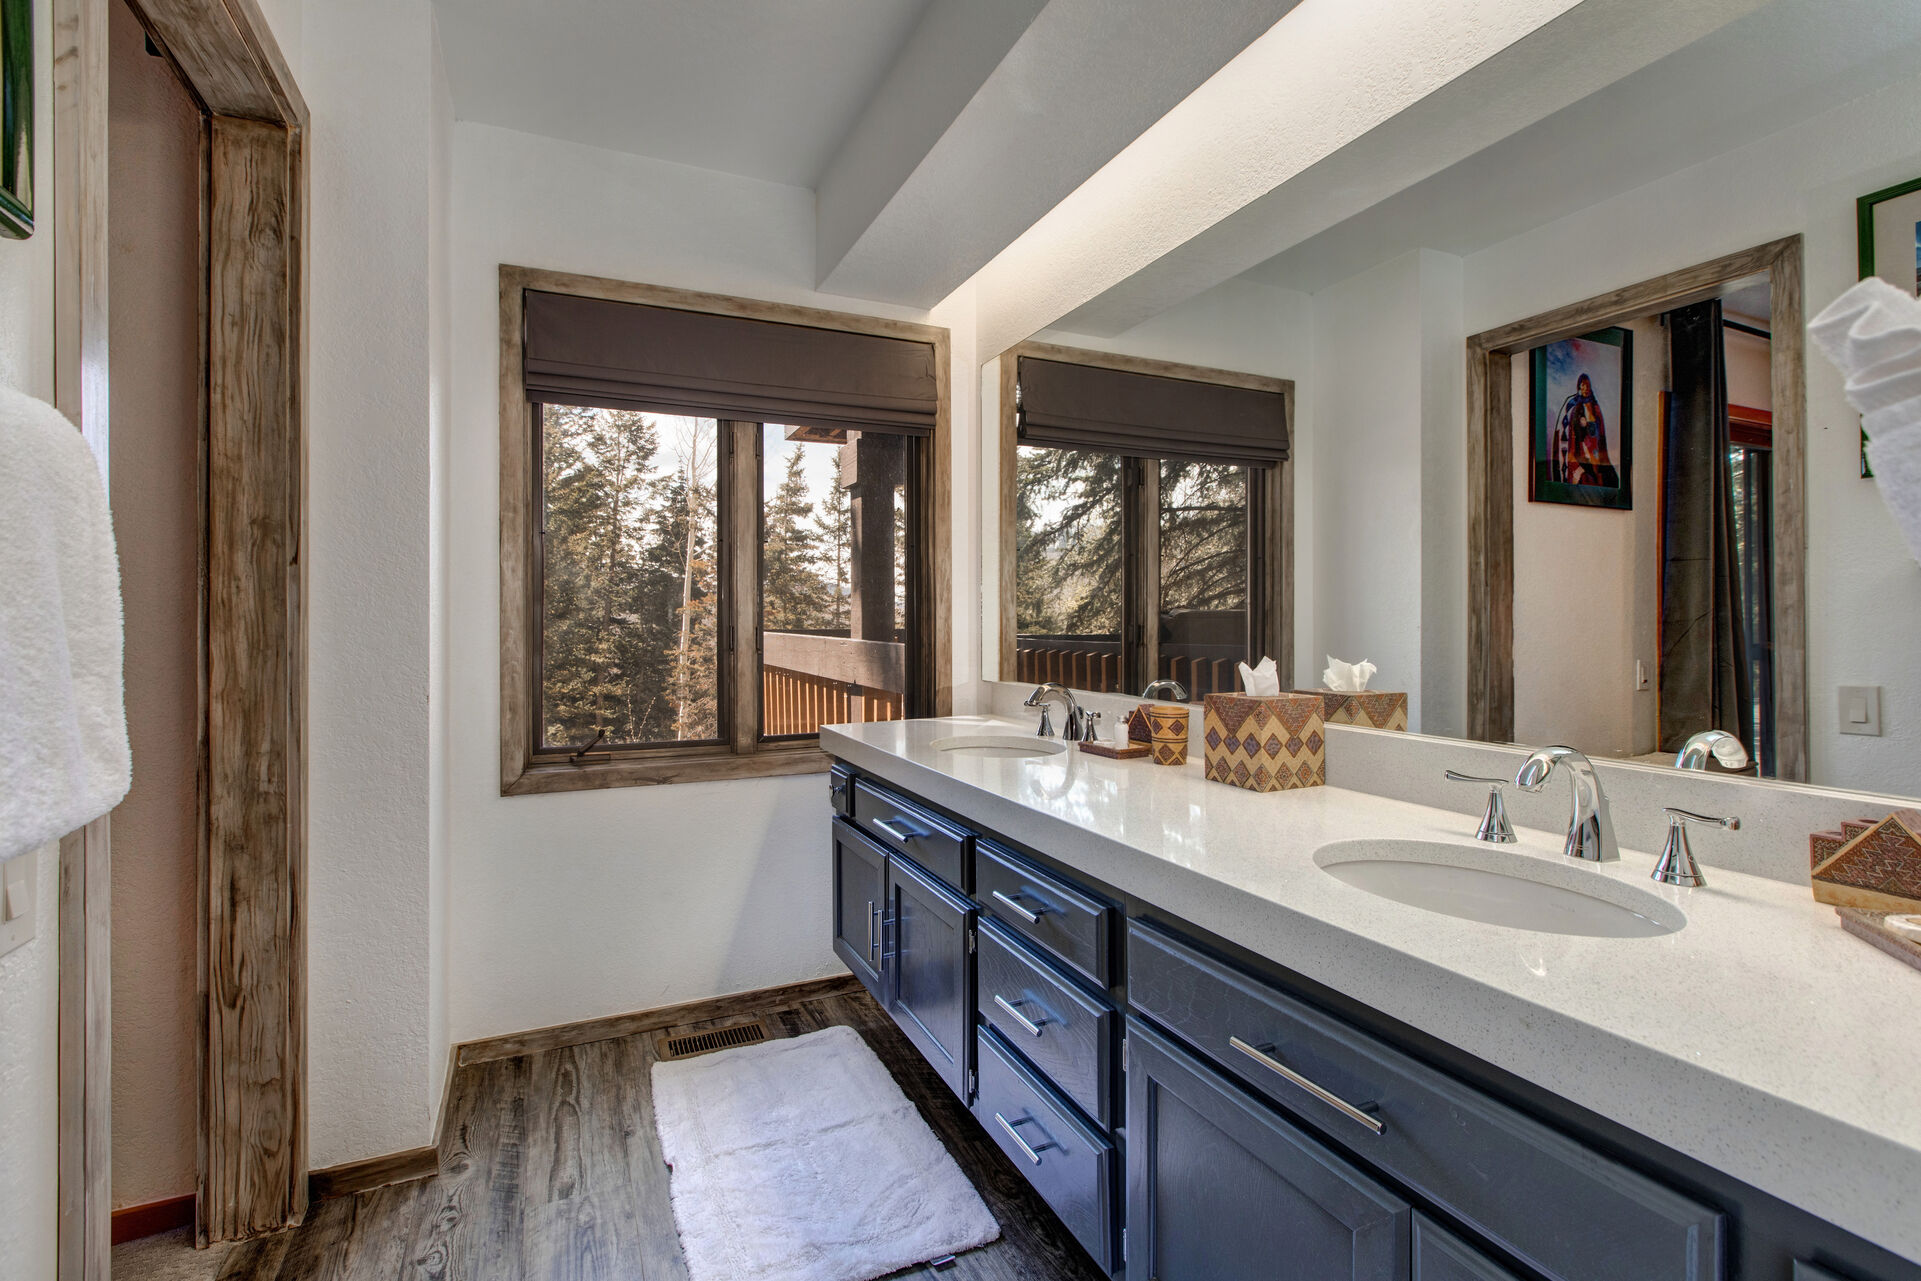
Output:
[
  {"xmin": 1301, "ymin": 690, "xmax": 1409, "ymax": 732},
  {"xmin": 1203, "ymin": 693, "xmax": 1325, "ymax": 792}
]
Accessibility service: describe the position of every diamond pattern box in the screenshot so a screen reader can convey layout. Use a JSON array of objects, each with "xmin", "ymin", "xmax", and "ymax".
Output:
[
  {"xmin": 1299, "ymin": 689, "xmax": 1409, "ymax": 733},
  {"xmin": 1202, "ymin": 693, "xmax": 1326, "ymax": 793}
]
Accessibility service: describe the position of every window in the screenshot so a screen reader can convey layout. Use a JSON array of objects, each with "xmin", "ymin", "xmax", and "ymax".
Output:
[
  {"xmin": 501, "ymin": 270, "xmax": 949, "ymax": 794},
  {"xmin": 1005, "ymin": 345, "xmax": 1290, "ymax": 700}
]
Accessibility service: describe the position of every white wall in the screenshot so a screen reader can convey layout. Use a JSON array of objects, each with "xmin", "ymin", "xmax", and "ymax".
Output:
[
  {"xmin": 1461, "ymin": 70, "xmax": 1921, "ymax": 791},
  {"xmin": 445, "ymin": 122, "xmax": 967, "ymax": 1043},
  {"xmin": 427, "ymin": 6, "xmax": 455, "ymax": 1125},
  {"xmin": 1510, "ymin": 316, "xmax": 1665, "ymax": 755},
  {"xmin": 0, "ymin": 4, "xmax": 64, "ymax": 1274}
]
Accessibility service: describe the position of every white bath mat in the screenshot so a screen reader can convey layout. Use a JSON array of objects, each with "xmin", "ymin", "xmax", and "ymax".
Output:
[{"xmin": 651, "ymin": 1024, "xmax": 1000, "ymax": 1281}]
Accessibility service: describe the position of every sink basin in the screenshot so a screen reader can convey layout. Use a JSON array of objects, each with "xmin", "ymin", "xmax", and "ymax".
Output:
[
  {"xmin": 1314, "ymin": 839, "xmax": 1684, "ymax": 938},
  {"xmin": 931, "ymin": 734, "xmax": 1067, "ymax": 759}
]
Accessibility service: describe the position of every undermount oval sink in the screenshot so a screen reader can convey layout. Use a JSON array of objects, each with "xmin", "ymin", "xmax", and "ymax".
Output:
[
  {"xmin": 1314, "ymin": 839, "xmax": 1684, "ymax": 938},
  {"xmin": 931, "ymin": 734, "xmax": 1067, "ymax": 759}
]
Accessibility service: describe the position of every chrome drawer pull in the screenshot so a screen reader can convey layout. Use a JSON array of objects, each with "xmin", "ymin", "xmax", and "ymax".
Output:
[
  {"xmin": 866, "ymin": 901, "xmax": 879, "ymax": 960},
  {"xmin": 991, "ymin": 888, "xmax": 1047, "ymax": 925},
  {"xmin": 994, "ymin": 1112, "xmax": 1056, "ymax": 1165},
  {"xmin": 1229, "ymin": 1036, "xmax": 1385, "ymax": 1136},
  {"xmin": 993, "ymin": 993, "xmax": 1051, "ymax": 1037},
  {"xmin": 871, "ymin": 816, "xmax": 926, "ymax": 843}
]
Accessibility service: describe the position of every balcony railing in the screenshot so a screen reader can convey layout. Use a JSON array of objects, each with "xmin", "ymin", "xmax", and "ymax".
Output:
[
  {"xmin": 1014, "ymin": 634, "xmax": 1242, "ymax": 699},
  {"xmin": 762, "ymin": 630, "xmax": 905, "ymax": 737}
]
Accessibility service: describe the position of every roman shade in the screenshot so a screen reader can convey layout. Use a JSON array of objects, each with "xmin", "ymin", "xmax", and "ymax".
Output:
[
  {"xmin": 524, "ymin": 290, "xmax": 938, "ymax": 435},
  {"xmin": 1017, "ymin": 356, "xmax": 1289, "ymax": 465}
]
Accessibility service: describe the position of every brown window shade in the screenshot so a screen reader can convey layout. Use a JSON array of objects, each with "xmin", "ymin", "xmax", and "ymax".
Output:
[
  {"xmin": 1017, "ymin": 356, "xmax": 1288, "ymax": 465},
  {"xmin": 523, "ymin": 290, "xmax": 938, "ymax": 435}
]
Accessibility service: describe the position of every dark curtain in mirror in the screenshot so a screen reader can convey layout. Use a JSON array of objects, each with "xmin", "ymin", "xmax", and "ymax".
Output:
[{"xmin": 1661, "ymin": 300, "xmax": 1772, "ymax": 770}]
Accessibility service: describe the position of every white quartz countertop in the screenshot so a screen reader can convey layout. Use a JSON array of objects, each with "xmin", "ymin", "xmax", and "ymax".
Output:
[{"xmin": 822, "ymin": 717, "xmax": 1921, "ymax": 1263}]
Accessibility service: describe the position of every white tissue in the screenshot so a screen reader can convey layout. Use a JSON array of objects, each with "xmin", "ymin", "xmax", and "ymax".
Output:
[
  {"xmin": 1809, "ymin": 277, "xmax": 1921, "ymax": 564},
  {"xmin": 1323, "ymin": 656, "xmax": 1377, "ymax": 693},
  {"xmin": 1237, "ymin": 656, "xmax": 1281, "ymax": 696}
]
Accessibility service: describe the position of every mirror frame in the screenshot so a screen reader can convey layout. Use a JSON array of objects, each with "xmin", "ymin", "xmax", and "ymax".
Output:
[
  {"xmin": 1465, "ymin": 235, "xmax": 1808, "ymax": 778},
  {"xmin": 994, "ymin": 340, "xmax": 1295, "ymax": 696}
]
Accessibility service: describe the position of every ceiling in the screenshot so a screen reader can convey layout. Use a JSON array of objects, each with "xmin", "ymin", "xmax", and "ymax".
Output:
[{"xmin": 432, "ymin": 0, "xmax": 933, "ymax": 188}]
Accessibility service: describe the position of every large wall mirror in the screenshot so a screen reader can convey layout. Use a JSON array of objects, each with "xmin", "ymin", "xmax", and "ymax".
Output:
[{"xmin": 982, "ymin": 0, "xmax": 1921, "ymax": 801}]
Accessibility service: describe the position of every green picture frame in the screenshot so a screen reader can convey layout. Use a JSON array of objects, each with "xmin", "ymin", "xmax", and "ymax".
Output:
[
  {"xmin": 0, "ymin": 0, "xmax": 31, "ymax": 240},
  {"xmin": 1852, "ymin": 175, "xmax": 1921, "ymax": 477}
]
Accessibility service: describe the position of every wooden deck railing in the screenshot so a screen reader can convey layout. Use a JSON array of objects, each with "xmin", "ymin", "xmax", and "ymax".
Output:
[
  {"xmin": 763, "ymin": 666, "xmax": 903, "ymax": 736},
  {"xmin": 1014, "ymin": 636, "xmax": 1241, "ymax": 699}
]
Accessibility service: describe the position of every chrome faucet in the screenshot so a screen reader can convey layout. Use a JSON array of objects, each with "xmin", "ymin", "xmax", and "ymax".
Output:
[
  {"xmin": 1025, "ymin": 683, "xmax": 1089, "ymax": 740},
  {"xmin": 1140, "ymin": 679, "xmax": 1189, "ymax": 702},
  {"xmin": 1674, "ymin": 729, "xmax": 1749, "ymax": 773},
  {"xmin": 1514, "ymin": 746, "xmax": 1619, "ymax": 862},
  {"xmin": 1652, "ymin": 807, "xmax": 1740, "ymax": 888}
]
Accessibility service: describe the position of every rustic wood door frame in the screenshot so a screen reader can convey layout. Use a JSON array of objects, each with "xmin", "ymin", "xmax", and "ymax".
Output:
[
  {"xmin": 1465, "ymin": 236, "xmax": 1808, "ymax": 779},
  {"xmin": 52, "ymin": 0, "xmax": 309, "ymax": 1267}
]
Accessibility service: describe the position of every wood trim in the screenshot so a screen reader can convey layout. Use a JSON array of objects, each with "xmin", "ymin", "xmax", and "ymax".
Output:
[
  {"xmin": 725, "ymin": 421, "xmax": 762, "ymax": 749},
  {"xmin": 456, "ymin": 974, "xmax": 865, "ymax": 1066},
  {"xmin": 1123, "ymin": 460, "xmax": 1158, "ymax": 693},
  {"xmin": 306, "ymin": 1146, "xmax": 438, "ymax": 1205},
  {"xmin": 125, "ymin": 0, "xmax": 306, "ymax": 127},
  {"xmin": 201, "ymin": 113, "xmax": 307, "ymax": 1241},
  {"xmin": 53, "ymin": 0, "xmax": 112, "ymax": 1274},
  {"xmin": 993, "ymin": 339, "xmax": 1297, "ymax": 696},
  {"xmin": 1465, "ymin": 236, "xmax": 1808, "ymax": 776},
  {"xmin": 111, "ymin": 1194, "xmax": 196, "ymax": 1246},
  {"xmin": 498, "ymin": 265, "xmax": 952, "ymax": 793}
]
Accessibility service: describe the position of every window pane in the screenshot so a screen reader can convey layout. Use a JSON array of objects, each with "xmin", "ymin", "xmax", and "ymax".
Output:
[
  {"xmin": 761, "ymin": 425, "xmax": 907, "ymax": 737},
  {"xmin": 1016, "ymin": 444, "xmax": 1124, "ymax": 693},
  {"xmin": 539, "ymin": 405, "xmax": 721, "ymax": 749},
  {"xmin": 1160, "ymin": 459, "xmax": 1248, "ymax": 699}
]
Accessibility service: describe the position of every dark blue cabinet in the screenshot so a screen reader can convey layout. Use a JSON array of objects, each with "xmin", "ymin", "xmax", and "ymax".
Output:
[
  {"xmin": 1415, "ymin": 1216, "xmax": 1523, "ymax": 1280},
  {"xmin": 886, "ymin": 853, "xmax": 976, "ymax": 1103},
  {"xmin": 1127, "ymin": 1022, "xmax": 1413, "ymax": 1280},
  {"xmin": 831, "ymin": 819, "xmax": 886, "ymax": 1001}
]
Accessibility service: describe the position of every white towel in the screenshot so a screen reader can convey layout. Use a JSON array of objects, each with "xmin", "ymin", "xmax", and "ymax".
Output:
[
  {"xmin": 0, "ymin": 383, "xmax": 129, "ymax": 862},
  {"xmin": 1808, "ymin": 277, "xmax": 1921, "ymax": 564}
]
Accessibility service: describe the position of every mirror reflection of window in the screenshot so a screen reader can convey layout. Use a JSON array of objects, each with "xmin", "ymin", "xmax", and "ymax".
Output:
[
  {"xmin": 1159, "ymin": 460, "xmax": 1248, "ymax": 699},
  {"xmin": 1015, "ymin": 444, "xmax": 1125, "ymax": 692}
]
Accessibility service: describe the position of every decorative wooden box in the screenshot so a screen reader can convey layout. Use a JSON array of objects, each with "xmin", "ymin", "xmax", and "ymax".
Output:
[
  {"xmin": 1300, "ymin": 689, "xmax": 1409, "ymax": 733},
  {"xmin": 1811, "ymin": 809, "xmax": 1921, "ymax": 913},
  {"xmin": 1202, "ymin": 693, "xmax": 1325, "ymax": 792}
]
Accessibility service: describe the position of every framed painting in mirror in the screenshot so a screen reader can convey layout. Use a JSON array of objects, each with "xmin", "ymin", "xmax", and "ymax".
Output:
[
  {"xmin": 1528, "ymin": 326, "xmax": 1633, "ymax": 510},
  {"xmin": 1854, "ymin": 175, "xmax": 1921, "ymax": 476}
]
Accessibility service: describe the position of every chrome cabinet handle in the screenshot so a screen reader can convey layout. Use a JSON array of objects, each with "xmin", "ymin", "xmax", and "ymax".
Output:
[
  {"xmin": 1229, "ymin": 1036, "xmax": 1385, "ymax": 1136},
  {"xmin": 993, "ymin": 993, "xmax": 1050, "ymax": 1037},
  {"xmin": 991, "ymin": 888, "xmax": 1047, "ymax": 925},
  {"xmin": 994, "ymin": 1112, "xmax": 1055, "ymax": 1165},
  {"xmin": 872, "ymin": 816, "xmax": 925, "ymax": 843},
  {"xmin": 866, "ymin": 901, "xmax": 878, "ymax": 959}
]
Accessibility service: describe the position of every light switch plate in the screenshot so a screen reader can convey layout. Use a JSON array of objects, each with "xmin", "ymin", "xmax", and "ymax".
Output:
[
  {"xmin": 1839, "ymin": 685, "xmax": 1883, "ymax": 737},
  {"xmin": 0, "ymin": 853, "xmax": 37, "ymax": 958}
]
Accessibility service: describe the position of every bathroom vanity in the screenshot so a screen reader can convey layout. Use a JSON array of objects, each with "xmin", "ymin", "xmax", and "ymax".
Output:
[{"xmin": 824, "ymin": 718, "xmax": 1921, "ymax": 1281}]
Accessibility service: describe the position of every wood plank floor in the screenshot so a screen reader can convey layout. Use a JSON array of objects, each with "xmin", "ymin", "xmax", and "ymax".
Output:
[{"xmin": 116, "ymin": 984, "xmax": 1107, "ymax": 1281}]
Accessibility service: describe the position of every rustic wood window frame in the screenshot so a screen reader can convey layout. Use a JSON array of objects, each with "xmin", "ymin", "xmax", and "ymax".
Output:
[
  {"xmin": 995, "ymin": 341, "xmax": 1294, "ymax": 695},
  {"xmin": 1465, "ymin": 235, "xmax": 1808, "ymax": 779},
  {"xmin": 500, "ymin": 266, "xmax": 951, "ymax": 795}
]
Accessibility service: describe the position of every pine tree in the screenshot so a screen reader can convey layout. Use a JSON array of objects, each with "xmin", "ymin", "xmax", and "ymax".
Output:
[
  {"xmin": 812, "ymin": 461, "xmax": 853, "ymax": 632},
  {"xmin": 763, "ymin": 448, "xmax": 833, "ymax": 629},
  {"xmin": 1159, "ymin": 460, "xmax": 1247, "ymax": 611},
  {"xmin": 1015, "ymin": 445, "xmax": 1124, "ymax": 636}
]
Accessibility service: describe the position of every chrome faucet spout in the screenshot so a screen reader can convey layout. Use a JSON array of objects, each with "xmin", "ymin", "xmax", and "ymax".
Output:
[
  {"xmin": 1513, "ymin": 745, "xmax": 1620, "ymax": 863},
  {"xmin": 1674, "ymin": 729, "xmax": 1749, "ymax": 773},
  {"xmin": 1140, "ymin": 679, "xmax": 1189, "ymax": 702},
  {"xmin": 1024, "ymin": 683, "xmax": 1086, "ymax": 739}
]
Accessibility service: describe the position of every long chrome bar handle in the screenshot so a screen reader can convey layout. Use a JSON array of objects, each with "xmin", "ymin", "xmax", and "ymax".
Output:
[
  {"xmin": 871, "ymin": 816, "xmax": 926, "ymax": 844},
  {"xmin": 991, "ymin": 888, "xmax": 1045, "ymax": 925},
  {"xmin": 1445, "ymin": 771, "xmax": 1516, "ymax": 843},
  {"xmin": 1230, "ymin": 1036, "xmax": 1385, "ymax": 1136},
  {"xmin": 993, "ymin": 993, "xmax": 1051, "ymax": 1037},
  {"xmin": 994, "ymin": 1112, "xmax": 1056, "ymax": 1165}
]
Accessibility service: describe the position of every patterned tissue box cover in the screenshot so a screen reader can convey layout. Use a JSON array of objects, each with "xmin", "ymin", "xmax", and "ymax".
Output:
[
  {"xmin": 1202, "ymin": 693, "xmax": 1325, "ymax": 792},
  {"xmin": 1301, "ymin": 690, "xmax": 1409, "ymax": 732}
]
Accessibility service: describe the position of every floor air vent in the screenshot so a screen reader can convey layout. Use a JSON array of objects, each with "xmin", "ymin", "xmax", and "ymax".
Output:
[{"xmin": 658, "ymin": 1020, "xmax": 768, "ymax": 1061}]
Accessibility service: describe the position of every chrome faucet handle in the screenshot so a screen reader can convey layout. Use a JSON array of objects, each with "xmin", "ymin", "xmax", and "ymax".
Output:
[
  {"xmin": 1652, "ymin": 808, "xmax": 1740, "ymax": 888},
  {"xmin": 1078, "ymin": 710, "xmax": 1104, "ymax": 743},
  {"xmin": 1445, "ymin": 771, "xmax": 1515, "ymax": 843},
  {"xmin": 1034, "ymin": 705, "xmax": 1056, "ymax": 738}
]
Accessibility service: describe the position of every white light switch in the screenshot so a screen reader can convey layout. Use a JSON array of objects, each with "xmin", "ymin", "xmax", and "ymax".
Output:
[
  {"xmin": 0, "ymin": 854, "xmax": 36, "ymax": 957},
  {"xmin": 1839, "ymin": 685, "xmax": 1883, "ymax": 737}
]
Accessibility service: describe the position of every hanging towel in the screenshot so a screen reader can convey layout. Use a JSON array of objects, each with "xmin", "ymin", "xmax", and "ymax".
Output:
[
  {"xmin": 0, "ymin": 383, "xmax": 129, "ymax": 862},
  {"xmin": 1809, "ymin": 277, "xmax": 1921, "ymax": 565}
]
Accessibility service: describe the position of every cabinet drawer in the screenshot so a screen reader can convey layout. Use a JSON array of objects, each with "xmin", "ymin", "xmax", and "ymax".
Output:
[
  {"xmin": 1128, "ymin": 920, "xmax": 1724, "ymax": 1281},
  {"xmin": 1415, "ymin": 1216, "xmax": 1523, "ymax": 1281},
  {"xmin": 854, "ymin": 778, "xmax": 969, "ymax": 889},
  {"xmin": 976, "ymin": 918, "xmax": 1117, "ymax": 1129},
  {"xmin": 975, "ymin": 1025, "xmax": 1116, "ymax": 1274},
  {"xmin": 974, "ymin": 840, "xmax": 1113, "ymax": 986}
]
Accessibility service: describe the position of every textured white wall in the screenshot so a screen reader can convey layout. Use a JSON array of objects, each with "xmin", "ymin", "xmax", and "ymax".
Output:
[
  {"xmin": 445, "ymin": 123, "xmax": 963, "ymax": 1043},
  {"xmin": 1462, "ymin": 71, "xmax": 1921, "ymax": 792}
]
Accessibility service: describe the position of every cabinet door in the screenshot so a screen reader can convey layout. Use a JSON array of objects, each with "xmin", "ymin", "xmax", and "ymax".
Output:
[
  {"xmin": 1127, "ymin": 1023, "xmax": 1411, "ymax": 1281},
  {"xmin": 831, "ymin": 819, "xmax": 887, "ymax": 1000},
  {"xmin": 887, "ymin": 854, "xmax": 975, "ymax": 1103}
]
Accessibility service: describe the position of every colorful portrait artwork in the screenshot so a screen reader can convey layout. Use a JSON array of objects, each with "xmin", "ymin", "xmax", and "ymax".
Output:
[{"xmin": 1529, "ymin": 326, "xmax": 1633, "ymax": 510}]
